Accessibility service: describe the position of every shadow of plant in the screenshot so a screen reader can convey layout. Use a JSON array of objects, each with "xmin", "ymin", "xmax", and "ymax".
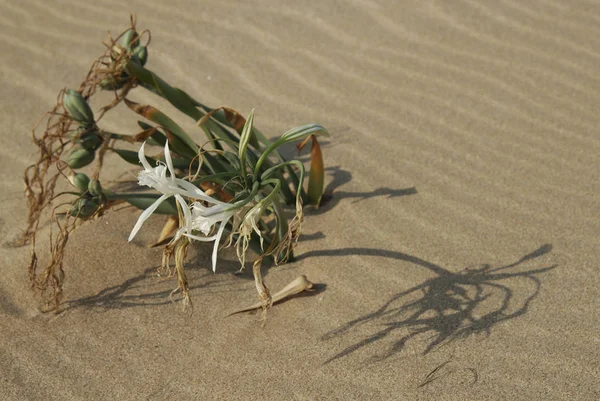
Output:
[
  {"xmin": 310, "ymin": 165, "xmax": 417, "ymax": 215},
  {"xmin": 300, "ymin": 244, "xmax": 556, "ymax": 363},
  {"xmin": 65, "ymin": 257, "xmax": 246, "ymax": 311}
]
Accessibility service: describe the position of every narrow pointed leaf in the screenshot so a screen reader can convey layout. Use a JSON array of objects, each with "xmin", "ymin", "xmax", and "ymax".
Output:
[
  {"xmin": 107, "ymin": 193, "xmax": 178, "ymax": 215},
  {"xmin": 161, "ymin": 130, "xmax": 198, "ymax": 160},
  {"xmin": 124, "ymin": 98, "xmax": 198, "ymax": 154},
  {"xmin": 133, "ymin": 127, "xmax": 158, "ymax": 142},
  {"xmin": 137, "ymin": 121, "xmax": 153, "ymax": 130},
  {"xmin": 297, "ymin": 135, "xmax": 325, "ymax": 206},
  {"xmin": 238, "ymin": 109, "xmax": 254, "ymax": 172},
  {"xmin": 127, "ymin": 63, "xmax": 248, "ymax": 160},
  {"xmin": 279, "ymin": 124, "xmax": 328, "ymax": 145},
  {"xmin": 112, "ymin": 148, "xmax": 193, "ymax": 169},
  {"xmin": 127, "ymin": 61, "xmax": 298, "ymax": 202},
  {"xmin": 112, "ymin": 148, "xmax": 155, "ymax": 166},
  {"xmin": 126, "ymin": 60, "xmax": 200, "ymax": 117},
  {"xmin": 108, "ymin": 133, "xmax": 135, "ymax": 143},
  {"xmin": 200, "ymin": 107, "xmax": 260, "ymax": 149}
]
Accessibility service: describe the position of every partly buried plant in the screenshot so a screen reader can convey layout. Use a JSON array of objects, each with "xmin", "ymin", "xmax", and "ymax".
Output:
[{"xmin": 21, "ymin": 17, "xmax": 328, "ymax": 313}]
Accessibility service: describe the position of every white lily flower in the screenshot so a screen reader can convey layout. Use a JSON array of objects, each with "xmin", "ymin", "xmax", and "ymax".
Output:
[
  {"xmin": 128, "ymin": 141, "xmax": 219, "ymax": 242},
  {"xmin": 180, "ymin": 201, "xmax": 236, "ymax": 272}
]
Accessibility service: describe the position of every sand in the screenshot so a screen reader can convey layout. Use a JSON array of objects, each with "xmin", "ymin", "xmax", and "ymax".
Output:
[{"xmin": 1, "ymin": 0, "xmax": 599, "ymax": 399}]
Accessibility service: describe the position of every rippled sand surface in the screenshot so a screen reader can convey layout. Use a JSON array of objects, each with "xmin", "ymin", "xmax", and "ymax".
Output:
[{"xmin": 1, "ymin": 1, "xmax": 599, "ymax": 399}]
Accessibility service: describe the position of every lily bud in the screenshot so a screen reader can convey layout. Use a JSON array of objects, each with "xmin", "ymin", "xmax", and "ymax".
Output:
[
  {"xmin": 63, "ymin": 89, "xmax": 95, "ymax": 127},
  {"xmin": 120, "ymin": 29, "xmax": 139, "ymax": 51},
  {"xmin": 132, "ymin": 45, "xmax": 148, "ymax": 66},
  {"xmin": 78, "ymin": 131, "xmax": 103, "ymax": 151},
  {"xmin": 68, "ymin": 198, "xmax": 97, "ymax": 218},
  {"xmin": 67, "ymin": 147, "xmax": 95, "ymax": 169},
  {"xmin": 88, "ymin": 179, "xmax": 103, "ymax": 197},
  {"xmin": 69, "ymin": 173, "xmax": 90, "ymax": 192},
  {"xmin": 99, "ymin": 76, "xmax": 127, "ymax": 91}
]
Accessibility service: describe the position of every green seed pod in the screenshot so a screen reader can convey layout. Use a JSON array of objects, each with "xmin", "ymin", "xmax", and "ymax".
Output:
[
  {"xmin": 63, "ymin": 89, "xmax": 95, "ymax": 127},
  {"xmin": 132, "ymin": 45, "xmax": 148, "ymax": 66},
  {"xmin": 79, "ymin": 131, "xmax": 102, "ymax": 151},
  {"xmin": 67, "ymin": 148, "xmax": 95, "ymax": 169},
  {"xmin": 99, "ymin": 76, "xmax": 127, "ymax": 91},
  {"xmin": 66, "ymin": 130, "xmax": 79, "ymax": 140},
  {"xmin": 68, "ymin": 198, "xmax": 97, "ymax": 218},
  {"xmin": 70, "ymin": 173, "xmax": 90, "ymax": 192},
  {"xmin": 121, "ymin": 29, "xmax": 139, "ymax": 51},
  {"xmin": 88, "ymin": 179, "xmax": 103, "ymax": 197}
]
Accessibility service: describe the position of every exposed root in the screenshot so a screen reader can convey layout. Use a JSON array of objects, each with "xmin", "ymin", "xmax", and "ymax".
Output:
[
  {"xmin": 18, "ymin": 18, "xmax": 145, "ymax": 312},
  {"xmin": 161, "ymin": 236, "xmax": 192, "ymax": 312},
  {"xmin": 272, "ymin": 197, "xmax": 304, "ymax": 265},
  {"xmin": 252, "ymin": 256, "xmax": 272, "ymax": 324}
]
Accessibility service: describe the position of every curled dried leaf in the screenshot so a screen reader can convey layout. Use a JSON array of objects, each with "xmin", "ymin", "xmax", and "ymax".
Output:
[{"xmin": 228, "ymin": 275, "xmax": 314, "ymax": 316}]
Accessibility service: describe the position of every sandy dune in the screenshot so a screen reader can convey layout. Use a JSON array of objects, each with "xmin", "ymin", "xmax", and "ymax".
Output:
[{"xmin": 1, "ymin": 0, "xmax": 599, "ymax": 399}]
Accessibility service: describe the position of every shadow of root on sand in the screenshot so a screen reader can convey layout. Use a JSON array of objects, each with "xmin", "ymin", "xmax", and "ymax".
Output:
[{"xmin": 297, "ymin": 244, "xmax": 556, "ymax": 363}]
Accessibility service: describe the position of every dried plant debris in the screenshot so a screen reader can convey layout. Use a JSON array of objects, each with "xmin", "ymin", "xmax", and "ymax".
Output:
[{"xmin": 228, "ymin": 275, "xmax": 315, "ymax": 316}]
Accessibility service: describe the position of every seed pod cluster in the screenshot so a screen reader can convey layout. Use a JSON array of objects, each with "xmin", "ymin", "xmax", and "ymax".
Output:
[
  {"xmin": 68, "ymin": 198, "xmax": 98, "ymax": 218},
  {"xmin": 66, "ymin": 174, "xmax": 105, "ymax": 218},
  {"xmin": 88, "ymin": 179, "xmax": 103, "ymax": 197},
  {"xmin": 70, "ymin": 172, "xmax": 90, "ymax": 192},
  {"xmin": 67, "ymin": 147, "xmax": 95, "ymax": 169},
  {"xmin": 78, "ymin": 129, "xmax": 103, "ymax": 151},
  {"xmin": 121, "ymin": 29, "xmax": 140, "ymax": 50},
  {"xmin": 132, "ymin": 45, "xmax": 148, "ymax": 66},
  {"xmin": 63, "ymin": 89, "xmax": 95, "ymax": 127},
  {"xmin": 99, "ymin": 29, "xmax": 148, "ymax": 91}
]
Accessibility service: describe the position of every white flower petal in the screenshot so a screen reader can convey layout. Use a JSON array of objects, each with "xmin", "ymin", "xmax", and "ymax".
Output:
[
  {"xmin": 164, "ymin": 141, "xmax": 176, "ymax": 180},
  {"xmin": 176, "ymin": 179, "xmax": 226, "ymax": 204},
  {"xmin": 211, "ymin": 222, "xmax": 227, "ymax": 272},
  {"xmin": 182, "ymin": 232, "xmax": 219, "ymax": 242},
  {"xmin": 128, "ymin": 193, "xmax": 170, "ymax": 242},
  {"xmin": 174, "ymin": 194, "xmax": 191, "ymax": 224},
  {"xmin": 138, "ymin": 142, "xmax": 153, "ymax": 171},
  {"xmin": 191, "ymin": 201, "xmax": 229, "ymax": 217}
]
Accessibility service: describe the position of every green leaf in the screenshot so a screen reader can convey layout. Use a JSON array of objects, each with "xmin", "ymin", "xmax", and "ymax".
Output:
[
  {"xmin": 136, "ymin": 121, "xmax": 167, "ymax": 146},
  {"xmin": 190, "ymin": 171, "xmax": 237, "ymax": 187},
  {"xmin": 206, "ymin": 108, "xmax": 260, "ymax": 149},
  {"xmin": 124, "ymin": 99, "xmax": 198, "ymax": 155},
  {"xmin": 238, "ymin": 109, "xmax": 254, "ymax": 174},
  {"xmin": 278, "ymin": 124, "xmax": 329, "ymax": 145},
  {"xmin": 128, "ymin": 62, "xmax": 246, "ymax": 163},
  {"xmin": 126, "ymin": 61, "xmax": 306, "ymax": 204},
  {"xmin": 108, "ymin": 193, "xmax": 178, "ymax": 215},
  {"xmin": 137, "ymin": 121, "xmax": 153, "ymax": 130},
  {"xmin": 112, "ymin": 148, "xmax": 195, "ymax": 170},
  {"xmin": 127, "ymin": 60, "xmax": 200, "ymax": 118},
  {"xmin": 112, "ymin": 148, "xmax": 153, "ymax": 166}
]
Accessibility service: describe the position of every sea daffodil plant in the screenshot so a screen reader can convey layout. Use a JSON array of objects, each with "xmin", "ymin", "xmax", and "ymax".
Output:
[{"xmin": 20, "ymin": 17, "xmax": 329, "ymax": 313}]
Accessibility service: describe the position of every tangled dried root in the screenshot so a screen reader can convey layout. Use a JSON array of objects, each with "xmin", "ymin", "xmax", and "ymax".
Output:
[{"xmin": 19, "ymin": 16, "xmax": 148, "ymax": 312}]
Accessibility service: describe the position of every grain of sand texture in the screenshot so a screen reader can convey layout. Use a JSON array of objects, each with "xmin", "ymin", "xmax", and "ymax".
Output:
[{"xmin": 1, "ymin": 1, "xmax": 599, "ymax": 400}]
